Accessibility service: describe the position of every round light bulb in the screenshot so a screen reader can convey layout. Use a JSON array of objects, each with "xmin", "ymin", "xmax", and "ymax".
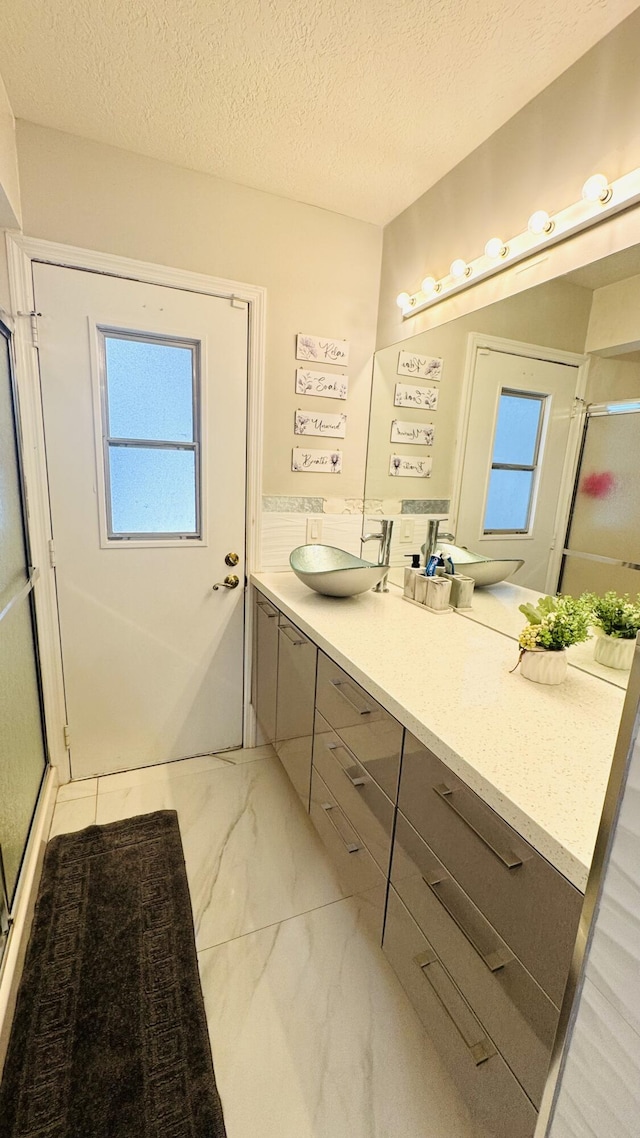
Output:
[
  {"xmin": 396, "ymin": 291, "xmax": 411, "ymax": 309},
  {"xmin": 528, "ymin": 210, "xmax": 554, "ymax": 236},
  {"xmin": 485, "ymin": 237, "xmax": 507, "ymax": 259},
  {"xmin": 582, "ymin": 173, "xmax": 611, "ymax": 203},
  {"xmin": 450, "ymin": 258, "xmax": 469, "ymax": 279},
  {"xmin": 421, "ymin": 275, "xmax": 437, "ymax": 295}
]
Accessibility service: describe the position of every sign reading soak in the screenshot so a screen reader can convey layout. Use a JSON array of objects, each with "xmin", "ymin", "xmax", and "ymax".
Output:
[
  {"xmin": 389, "ymin": 454, "xmax": 432, "ymax": 478},
  {"xmin": 296, "ymin": 334, "xmax": 350, "ymax": 365},
  {"xmin": 394, "ymin": 383, "xmax": 439, "ymax": 410},
  {"xmin": 292, "ymin": 448, "xmax": 343, "ymax": 473},
  {"xmin": 390, "ymin": 420, "xmax": 435, "ymax": 446},
  {"xmin": 397, "ymin": 351, "xmax": 443, "ymax": 382},
  {"xmin": 294, "ymin": 410, "xmax": 347, "ymax": 438},
  {"xmin": 295, "ymin": 368, "xmax": 348, "ymax": 400}
]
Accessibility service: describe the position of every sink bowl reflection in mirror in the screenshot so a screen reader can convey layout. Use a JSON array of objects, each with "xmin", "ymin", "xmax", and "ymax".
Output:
[
  {"xmin": 290, "ymin": 545, "xmax": 389, "ymax": 597},
  {"xmin": 438, "ymin": 543, "xmax": 524, "ymax": 587}
]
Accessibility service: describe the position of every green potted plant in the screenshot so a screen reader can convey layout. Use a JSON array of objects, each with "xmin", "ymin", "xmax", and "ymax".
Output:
[
  {"xmin": 515, "ymin": 595, "xmax": 591, "ymax": 685},
  {"xmin": 583, "ymin": 591, "xmax": 640, "ymax": 670}
]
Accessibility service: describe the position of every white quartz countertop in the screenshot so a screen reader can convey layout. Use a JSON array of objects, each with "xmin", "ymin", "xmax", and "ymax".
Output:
[{"xmin": 252, "ymin": 571, "xmax": 626, "ymax": 892}]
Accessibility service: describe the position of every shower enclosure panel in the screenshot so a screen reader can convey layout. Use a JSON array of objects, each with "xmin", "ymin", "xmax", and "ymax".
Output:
[
  {"xmin": 560, "ymin": 403, "xmax": 640, "ymax": 596},
  {"xmin": 0, "ymin": 321, "xmax": 47, "ymax": 963}
]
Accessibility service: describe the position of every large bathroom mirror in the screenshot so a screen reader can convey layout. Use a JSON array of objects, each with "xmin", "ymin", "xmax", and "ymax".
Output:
[{"xmin": 365, "ymin": 243, "xmax": 640, "ymax": 689}]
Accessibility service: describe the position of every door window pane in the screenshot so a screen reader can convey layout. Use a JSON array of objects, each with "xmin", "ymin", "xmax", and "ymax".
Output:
[
  {"xmin": 483, "ymin": 388, "xmax": 545, "ymax": 534},
  {"xmin": 105, "ymin": 336, "xmax": 194, "ymax": 442},
  {"xmin": 109, "ymin": 447, "xmax": 197, "ymax": 535},
  {"xmin": 100, "ymin": 330, "xmax": 201, "ymax": 541},
  {"xmin": 485, "ymin": 469, "xmax": 534, "ymax": 531},
  {"xmin": 492, "ymin": 393, "xmax": 543, "ymax": 465}
]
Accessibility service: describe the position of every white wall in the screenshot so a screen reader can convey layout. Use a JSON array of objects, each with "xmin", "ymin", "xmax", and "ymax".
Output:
[
  {"xmin": 376, "ymin": 6, "xmax": 640, "ymax": 352},
  {"xmin": 0, "ymin": 72, "xmax": 20, "ymax": 232},
  {"xmin": 586, "ymin": 273, "xmax": 640, "ymax": 356},
  {"xmin": 15, "ymin": 121, "xmax": 382, "ymax": 508},
  {"xmin": 0, "ymin": 72, "xmax": 21, "ymax": 313}
]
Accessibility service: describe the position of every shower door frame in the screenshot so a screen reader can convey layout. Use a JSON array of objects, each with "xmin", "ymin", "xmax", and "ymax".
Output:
[{"xmin": 0, "ymin": 316, "xmax": 49, "ymax": 971}]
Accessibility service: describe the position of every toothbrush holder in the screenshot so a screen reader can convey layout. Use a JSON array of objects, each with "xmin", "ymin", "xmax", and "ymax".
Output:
[
  {"xmin": 446, "ymin": 573, "xmax": 475, "ymax": 610},
  {"xmin": 422, "ymin": 575, "xmax": 452, "ymax": 613}
]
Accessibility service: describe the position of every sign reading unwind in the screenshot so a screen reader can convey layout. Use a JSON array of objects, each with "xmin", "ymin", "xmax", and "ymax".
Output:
[{"xmin": 294, "ymin": 410, "xmax": 347, "ymax": 439}]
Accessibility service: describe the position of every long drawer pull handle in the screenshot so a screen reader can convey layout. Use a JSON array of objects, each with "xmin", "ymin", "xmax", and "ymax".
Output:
[
  {"xmin": 433, "ymin": 783, "xmax": 523, "ymax": 870},
  {"xmin": 279, "ymin": 623, "xmax": 306, "ymax": 646},
  {"xmin": 321, "ymin": 802, "xmax": 361, "ymax": 853},
  {"xmin": 256, "ymin": 600, "xmax": 278, "ymax": 619},
  {"xmin": 414, "ymin": 950, "xmax": 496, "ymax": 1066},
  {"xmin": 326, "ymin": 741, "xmax": 368, "ymax": 787},
  {"xmin": 422, "ymin": 872, "xmax": 512, "ymax": 973},
  {"xmin": 331, "ymin": 679, "xmax": 372, "ymax": 716}
]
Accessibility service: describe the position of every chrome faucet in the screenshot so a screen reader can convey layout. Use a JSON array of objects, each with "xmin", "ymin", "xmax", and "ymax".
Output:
[
  {"xmin": 360, "ymin": 519, "xmax": 393, "ymax": 592},
  {"xmin": 425, "ymin": 519, "xmax": 455, "ymax": 561}
]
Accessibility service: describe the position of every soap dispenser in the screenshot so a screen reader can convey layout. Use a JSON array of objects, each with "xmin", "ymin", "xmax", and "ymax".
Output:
[{"xmin": 403, "ymin": 553, "xmax": 422, "ymax": 599}]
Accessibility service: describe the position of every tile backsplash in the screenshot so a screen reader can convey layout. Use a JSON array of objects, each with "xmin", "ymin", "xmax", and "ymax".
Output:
[{"xmin": 260, "ymin": 496, "xmax": 450, "ymax": 571}]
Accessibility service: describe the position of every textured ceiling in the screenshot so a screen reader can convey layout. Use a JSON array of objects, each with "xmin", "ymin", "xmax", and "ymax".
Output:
[{"xmin": 0, "ymin": 0, "xmax": 637, "ymax": 225}]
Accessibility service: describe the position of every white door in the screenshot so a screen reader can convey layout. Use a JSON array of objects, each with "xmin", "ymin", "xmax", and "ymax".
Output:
[
  {"xmin": 456, "ymin": 347, "xmax": 580, "ymax": 591},
  {"xmin": 34, "ymin": 264, "xmax": 249, "ymax": 778}
]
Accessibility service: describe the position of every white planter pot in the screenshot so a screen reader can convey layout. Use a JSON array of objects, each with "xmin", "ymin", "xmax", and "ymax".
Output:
[
  {"xmin": 520, "ymin": 648, "xmax": 567, "ymax": 685},
  {"xmin": 594, "ymin": 634, "xmax": 635, "ymax": 671}
]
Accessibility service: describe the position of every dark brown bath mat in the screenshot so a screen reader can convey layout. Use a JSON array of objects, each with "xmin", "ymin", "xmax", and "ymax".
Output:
[{"xmin": 0, "ymin": 810, "xmax": 226, "ymax": 1137}]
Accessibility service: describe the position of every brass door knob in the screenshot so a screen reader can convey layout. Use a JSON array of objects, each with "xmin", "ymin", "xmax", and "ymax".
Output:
[
  {"xmin": 225, "ymin": 552, "xmax": 239, "ymax": 567},
  {"xmin": 213, "ymin": 575, "xmax": 240, "ymax": 591}
]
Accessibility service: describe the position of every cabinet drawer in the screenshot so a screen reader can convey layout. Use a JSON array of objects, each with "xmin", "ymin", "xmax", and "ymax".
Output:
[
  {"xmin": 392, "ymin": 812, "xmax": 557, "ymax": 1107},
  {"xmin": 398, "ymin": 733, "xmax": 582, "ymax": 1007},
  {"xmin": 310, "ymin": 768, "xmax": 386, "ymax": 940},
  {"xmin": 253, "ymin": 590, "xmax": 279, "ymax": 742},
  {"xmin": 315, "ymin": 652, "xmax": 402, "ymax": 799},
  {"xmin": 383, "ymin": 888, "xmax": 537, "ymax": 1138},
  {"xmin": 275, "ymin": 617, "xmax": 316, "ymax": 744},
  {"xmin": 274, "ymin": 617, "xmax": 316, "ymax": 807},
  {"xmin": 313, "ymin": 712, "xmax": 394, "ymax": 875}
]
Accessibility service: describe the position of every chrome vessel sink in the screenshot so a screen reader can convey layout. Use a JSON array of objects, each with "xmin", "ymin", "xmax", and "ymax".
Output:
[
  {"xmin": 290, "ymin": 545, "xmax": 389, "ymax": 597},
  {"xmin": 438, "ymin": 542, "xmax": 524, "ymax": 587}
]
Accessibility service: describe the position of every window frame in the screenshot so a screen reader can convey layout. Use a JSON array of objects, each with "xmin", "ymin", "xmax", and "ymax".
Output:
[
  {"xmin": 483, "ymin": 387, "xmax": 547, "ymax": 536},
  {"xmin": 96, "ymin": 326, "xmax": 204, "ymax": 545}
]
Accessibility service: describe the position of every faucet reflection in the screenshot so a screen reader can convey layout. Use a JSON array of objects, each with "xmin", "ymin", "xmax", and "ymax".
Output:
[
  {"xmin": 360, "ymin": 519, "xmax": 394, "ymax": 592},
  {"xmin": 426, "ymin": 518, "xmax": 455, "ymax": 561}
]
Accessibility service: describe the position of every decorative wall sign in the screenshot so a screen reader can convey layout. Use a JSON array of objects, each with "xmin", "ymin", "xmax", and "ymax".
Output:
[
  {"xmin": 394, "ymin": 383, "xmax": 439, "ymax": 410},
  {"xmin": 390, "ymin": 420, "xmax": 435, "ymax": 446},
  {"xmin": 295, "ymin": 368, "xmax": 348, "ymax": 400},
  {"xmin": 295, "ymin": 410, "xmax": 347, "ymax": 438},
  {"xmin": 292, "ymin": 448, "xmax": 343, "ymax": 473},
  {"xmin": 389, "ymin": 454, "xmax": 432, "ymax": 478},
  {"xmin": 397, "ymin": 351, "xmax": 443, "ymax": 381},
  {"xmin": 296, "ymin": 334, "xmax": 350, "ymax": 365}
]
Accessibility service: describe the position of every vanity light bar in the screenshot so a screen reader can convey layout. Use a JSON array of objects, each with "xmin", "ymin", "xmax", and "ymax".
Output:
[{"xmin": 397, "ymin": 167, "xmax": 640, "ymax": 319}]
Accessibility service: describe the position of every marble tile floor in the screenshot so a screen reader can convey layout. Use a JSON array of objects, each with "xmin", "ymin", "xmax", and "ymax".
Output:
[{"xmin": 48, "ymin": 745, "xmax": 481, "ymax": 1138}]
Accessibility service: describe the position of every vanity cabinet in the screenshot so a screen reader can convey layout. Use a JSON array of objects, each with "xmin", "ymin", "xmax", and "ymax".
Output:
[
  {"xmin": 309, "ymin": 651, "xmax": 403, "ymax": 938},
  {"xmin": 252, "ymin": 589, "xmax": 279, "ymax": 742},
  {"xmin": 396, "ymin": 731, "xmax": 582, "ymax": 1009},
  {"xmin": 382, "ymin": 729, "xmax": 583, "ymax": 1137},
  {"xmin": 274, "ymin": 615, "xmax": 317, "ymax": 808},
  {"xmin": 251, "ymin": 588, "xmax": 585, "ymax": 1136},
  {"xmin": 383, "ymin": 888, "xmax": 538, "ymax": 1138}
]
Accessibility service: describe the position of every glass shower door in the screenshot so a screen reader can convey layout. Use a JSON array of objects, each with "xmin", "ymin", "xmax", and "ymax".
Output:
[
  {"xmin": 559, "ymin": 403, "xmax": 640, "ymax": 595},
  {"xmin": 0, "ymin": 320, "xmax": 47, "ymax": 960}
]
